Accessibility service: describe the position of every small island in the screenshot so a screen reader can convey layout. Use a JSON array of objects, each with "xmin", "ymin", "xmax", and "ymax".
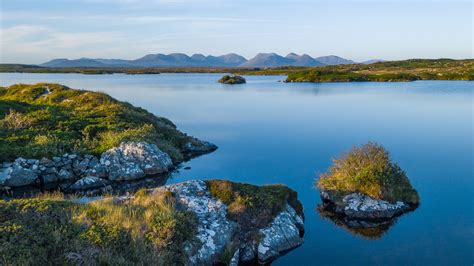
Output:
[
  {"xmin": 218, "ymin": 75, "xmax": 246, "ymax": 84},
  {"xmin": 316, "ymin": 142, "xmax": 419, "ymax": 224}
]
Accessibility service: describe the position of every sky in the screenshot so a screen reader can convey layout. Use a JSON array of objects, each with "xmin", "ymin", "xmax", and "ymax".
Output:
[{"xmin": 0, "ymin": 0, "xmax": 472, "ymax": 64}]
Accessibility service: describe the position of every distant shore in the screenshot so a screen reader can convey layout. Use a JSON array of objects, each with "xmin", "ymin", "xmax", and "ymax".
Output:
[{"xmin": 1, "ymin": 59, "xmax": 473, "ymax": 82}]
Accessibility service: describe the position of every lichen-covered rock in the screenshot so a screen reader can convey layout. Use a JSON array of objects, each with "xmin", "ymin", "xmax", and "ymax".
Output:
[
  {"xmin": 342, "ymin": 193, "xmax": 408, "ymax": 219},
  {"xmin": 320, "ymin": 191, "xmax": 411, "ymax": 220},
  {"xmin": 257, "ymin": 204, "xmax": 305, "ymax": 263},
  {"xmin": 152, "ymin": 180, "xmax": 304, "ymax": 265},
  {"xmin": 100, "ymin": 142, "xmax": 173, "ymax": 181},
  {"xmin": 158, "ymin": 180, "xmax": 236, "ymax": 265},
  {"xmin": 0, "ymin": 159, "xmax": 38, "ymax": 187},
  {"xmin": 69, "ymin": 176, "xmax": 108, "ymax": 191},
  {"xmin": 58, "ymin": 169, "xmax": 75, "ymax": 181}
]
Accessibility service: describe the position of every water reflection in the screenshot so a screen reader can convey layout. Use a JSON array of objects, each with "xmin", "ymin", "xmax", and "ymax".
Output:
[{"xmin": 316, "ymin": 202, "xmax": 417, "ymax": 240}]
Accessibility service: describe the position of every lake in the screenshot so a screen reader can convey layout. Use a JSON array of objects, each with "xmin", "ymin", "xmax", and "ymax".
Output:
[{"xmin": 1, "ymin": 73, "xmax": 473, "ymax": 265}]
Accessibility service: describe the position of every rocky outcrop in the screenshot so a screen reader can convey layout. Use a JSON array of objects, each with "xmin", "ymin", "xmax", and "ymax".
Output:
[
  {"xmin": 257, "ymin": 204, "xmax": 304, "ymax": 263},
  {"xmin": 152, "ymin": 180, "xmax": 304, "ymax": 265},
  {"xmin": 160, "ymin": 180, "xmax": 236, "ymax": 265},
  {"xmin": 100, "ymin": 142, "xmax": 173, "ymax": 181},
  {"xmin": 1, "ymin": 141, "xmax": 214, "ymax": 194},
  {"xmin": 320, "ymin": 190, "xmax": 413, "ymax": 220}
]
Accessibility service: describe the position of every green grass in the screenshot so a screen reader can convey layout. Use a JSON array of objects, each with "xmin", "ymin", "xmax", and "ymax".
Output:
[
  {"xmin": 206, "ymin": 180, "xmax": 303, "ymax": 233},
  {"xmin": 287, "ymin": 59, "xmax": 474, "ymax": 82},
  {"xmin": 0, "ymin": 190, "xmax": 197, "ymax": 265},
  {"xmin": 317, "ymin": 142, "xmax": 419, "ymax": 204},
  {"xmin": 0, "ymin": 83, "xmax": 206, "ymax": 162}
]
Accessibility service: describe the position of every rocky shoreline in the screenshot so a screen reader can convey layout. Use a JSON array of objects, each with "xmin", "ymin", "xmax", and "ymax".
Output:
[
  {"xmin": 0, "ymin": 141, "xmax": 216, "ymax": 196},
  {"xmin": 117, "ymin": 180, "xmax": 305, "ymax": 265}
]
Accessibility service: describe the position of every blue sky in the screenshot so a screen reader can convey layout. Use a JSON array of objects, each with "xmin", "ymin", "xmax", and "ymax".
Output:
[{"xmin": 0, "ymin": 0, "xmax": 472, "ymax": 64}]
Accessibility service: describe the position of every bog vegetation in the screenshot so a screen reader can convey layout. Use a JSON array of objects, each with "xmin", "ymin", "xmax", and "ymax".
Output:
[
  {"xmin": 0, "ymin": 190, "xmax": 196, "ymax": 265},
  {"xmin": 0, "ymin": 83, "xmax": 202, "ymax": 162},
  {"xmin": 286, "ymin": 59, "xmax": 474, "ymax": 82},
  {"xmin": 317, "ymin": 142, "xmax": 419, "ymax": 204}
]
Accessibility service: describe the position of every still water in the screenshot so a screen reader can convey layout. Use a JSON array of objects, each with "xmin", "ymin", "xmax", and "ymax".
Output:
[{"xmin": 1, "ymin": 73, "xmax": 473, "ymax": 265}]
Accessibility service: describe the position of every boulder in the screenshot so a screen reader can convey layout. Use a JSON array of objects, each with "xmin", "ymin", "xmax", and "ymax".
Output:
[
  {"xmin": 257, "ymin": 204, "xmax": 305, "ymax": 264},
  {"xmin": 69, "ymin": 176, "xmax": 108, "ymax": 191},
  {"xmin": 58, "ymin": 169, "xmax": 75, "ymax": 181},
  {"xmin": 0, "ymin": 161, "xmax": 38, "ymax": 187},
  {"xmin": 100, "ymin": 142, "xmax": 173, "ymax": 181},
  {"xmin": 183, "ymin": 140, "xmax": 218, "ymax": 155}
]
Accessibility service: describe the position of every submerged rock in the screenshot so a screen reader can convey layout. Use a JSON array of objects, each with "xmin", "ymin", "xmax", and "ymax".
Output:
[{"xmin": 100, "ymin": 142, "xmax": 173, "ymax": 181}]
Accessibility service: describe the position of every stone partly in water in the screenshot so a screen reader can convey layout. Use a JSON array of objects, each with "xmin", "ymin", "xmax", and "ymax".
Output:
[
  {"xmin": 317, "ymin": 190, "xmax": 417, "ymax": 239},
  {"xmin": 151, "ymin": 180, "xmax": 304, "ymax": 265},
  {"xmin": 320, "ymin": 191, "xmax": 411, "ymax": 220},
  {"xmin": 257, "ymin": 204, "xmax": 305, "ymax": 263},
  {"xmin": 100, "ymin": 142, "xmax": 173, "ymax": 181},
  {"xmin": 69, "ymin": 176, "xmax": 108, "ymax": 191}
]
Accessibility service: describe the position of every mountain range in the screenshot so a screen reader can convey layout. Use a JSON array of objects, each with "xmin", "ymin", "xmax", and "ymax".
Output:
[{"xmin": 41, "ymin": 53, "xmax": 381, "ymax": 68}]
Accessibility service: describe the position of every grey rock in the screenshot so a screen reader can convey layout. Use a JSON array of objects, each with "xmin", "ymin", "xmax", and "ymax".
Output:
[
  {"xmin": 43, "ymin": 166, "xmax": 58, "ymax": 175},
  {"xmin": 27, "ymin": 159, "xmax": 39, "ymax": 165},
  {"xmin": 320, "ymin": 191, "xmax": 410, "ymax": 219},
  {"xmin": 158, "ymin": 180, "xmax": 236, "ymax": 265},
  {"xmin": 240, "ymin": 242, "xmax": 257, "ymax": 262},
  {"xmin": 100, "ymin": 142, "xmax": 173, "ymax": 181},
  {"xmin": 184, "ymin": 140, "xmax": 218, "ymax": 154},
  {"xmin": 39, "ymin": 157, "xmax": 54, "ymax": 167},
  {"xmin": 85, "ymin": 163, "xmax": 108, "ymax": 178},
  {"xmin": 257, "ymin": 204, "xmax": 304, "ymax": 264},
  {"xmin": 42, "ymin": 174, "xmax": 59, "ymax": 183},
  {"xmin": 58, "ymin": 169, "xmax": 75, "ymax": 181},
  {"xmin": 88, "ymin": 156, "xmax": 99, "ymax": 168},
  {"xmin": 1, "ymin": 162, "xmax": 38, "ymax": 187},
  {"xmin": 69, "ymin": 176, "xmax": 107, "ymax": 191},
  {"xmin": 229, "ymin": 249, "xmax": 240, "ymax": 266}
]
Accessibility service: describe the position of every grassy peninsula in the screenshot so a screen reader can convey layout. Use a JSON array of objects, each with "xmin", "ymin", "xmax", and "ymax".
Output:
[{"xmin": 0, "ymin": 83, "xmax": 207, "ymax": 163}]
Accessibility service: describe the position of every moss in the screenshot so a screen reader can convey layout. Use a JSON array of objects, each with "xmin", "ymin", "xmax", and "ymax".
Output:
[
  {"xmin": 0, "ymin": 83, "xmax": 203, "ymax": 162},
  {"xmin": 0, "ymin": 190, "xmax": 198, "ymax": 265},
  {"xmin": 206, "ymin": 180, "xmax": 303, "ymax": 232},
  {"xmin": 317, "ymin": 142, "xmax": 419, "ymax": 204}
]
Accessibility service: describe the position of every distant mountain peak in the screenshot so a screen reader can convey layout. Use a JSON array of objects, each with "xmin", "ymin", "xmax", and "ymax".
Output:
[{"xmin": 40, "ymin": 53, "xmax": 356, "ymax": 68}]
